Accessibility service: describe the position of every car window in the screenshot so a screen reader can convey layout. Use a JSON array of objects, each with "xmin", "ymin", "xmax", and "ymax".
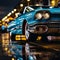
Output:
[{"xmin": 23, "ymin": 6, "xmax": 34, "ymax": 14}]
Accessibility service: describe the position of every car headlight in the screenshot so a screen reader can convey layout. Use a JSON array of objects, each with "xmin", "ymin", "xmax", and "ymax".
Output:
[
  {"xmin": 43, "ymin": 13, "xmax": 50, "ymax": 19},
  {"xmin": 35, "ymin": 13, "xmax": 42, "ymax": 20}
]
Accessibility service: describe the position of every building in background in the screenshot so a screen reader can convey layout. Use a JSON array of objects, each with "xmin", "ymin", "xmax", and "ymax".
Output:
[
  {"xmin": 50, "ymin": 0, "xmax": 59, "ymax": 6},
  {"xmin": 58, "ymin": 0, "xmax": 60, "ymax": 7}
]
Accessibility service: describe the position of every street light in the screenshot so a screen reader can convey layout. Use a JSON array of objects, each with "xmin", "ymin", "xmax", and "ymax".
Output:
[
  {"xmin": 27, "ymin": 0, "xmax": 30, "ymax": 6},
  {"xmin": 20, "ymin": 4, "xmax": 23, "ymax": 7},
  {"xmin": 12, "ymin": 58, "xmax": 15, "ymax": 60},
  {"xmin": 7, "ymin": 12, "xmax": 12, "ymax": 16},
  {"xmin": 35, "ymin": 4, "xmax": 40, "ymax": 6},
  {"xmin": 4, "ymin": 47, "xmax": 8, "ymax": 51},
  {"xmin": 11, "ymin": 11, "xmax": 14, "ymax": 13},
  {"xmin": 27, "ymin": 0, "xmax": 30, "ymax": 2},
  {"xmin": 2, "ymin": 16, "xmax": 8, "ymax": 21},
  {"xmin": 51, "ymin": 0, "xmax": 55, "ymax": 6},
  {"xmin": 13, "ymin": 9, "xmax": 17, "ymax": 12}
]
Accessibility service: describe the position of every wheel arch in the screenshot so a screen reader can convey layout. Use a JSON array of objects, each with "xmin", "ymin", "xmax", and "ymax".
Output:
[{"xmin": 22, "ymin": 19, "xmax": 27, "ymax": 35}]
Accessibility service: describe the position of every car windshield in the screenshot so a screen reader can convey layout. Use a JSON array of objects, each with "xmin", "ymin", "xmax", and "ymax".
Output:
[{"xmin": 23, "ymin": 6, "xmax": 34, "ymax": 14}]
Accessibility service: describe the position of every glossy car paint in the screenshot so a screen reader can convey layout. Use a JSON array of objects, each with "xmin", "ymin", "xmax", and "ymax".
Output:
[{"xmin": 7, "ymin": 6, "xmax": 60, "ymax": 34}]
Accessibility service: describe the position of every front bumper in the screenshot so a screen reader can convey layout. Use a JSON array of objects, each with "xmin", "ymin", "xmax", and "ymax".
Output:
[{"xmin": 28, "ymin": 22, "xmax": 60, "ymax": 35}]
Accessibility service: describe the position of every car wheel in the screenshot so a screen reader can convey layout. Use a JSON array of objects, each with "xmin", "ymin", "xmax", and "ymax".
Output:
[
  {"xmin": 25, "ymin": 23, "xmax": 37, "ymax": 41},
  {"xmin": 22, "ymin": 21, "xmax": 30, "ymax": 40},
  {"xmin": 22, "ymin": 20, "xmax": 37, "ymax": 41},
  {"xmin": 25, "ymin": 23, "xmax": 30, "ymax": 40}
]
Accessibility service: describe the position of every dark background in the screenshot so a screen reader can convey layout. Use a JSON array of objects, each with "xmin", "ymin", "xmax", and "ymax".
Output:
[
  {"xmin": 0, "ymin": 0, "xmax": 21, "ymax": 20},
  {"xmin": 0, "ymin": 0, "xmax": 49, "ymax": 20}
]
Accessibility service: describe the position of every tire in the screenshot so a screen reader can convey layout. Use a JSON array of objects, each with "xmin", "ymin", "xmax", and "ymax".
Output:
[
  {"xmin": 22, "ymin": 20, "xmax": 37, "ymax": 41},
  {"xmin": 22, "ymin": 21, "xmax": 30, "ymax": 40},
  {"xmin": 11, "ymin": 34, "xmax": 15, "ymax": 41}
]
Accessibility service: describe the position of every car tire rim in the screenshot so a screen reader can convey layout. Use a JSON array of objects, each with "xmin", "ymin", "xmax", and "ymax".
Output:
[{"xmin": 25, "ymin": 23, "xmax": 29, "ymax": 40}]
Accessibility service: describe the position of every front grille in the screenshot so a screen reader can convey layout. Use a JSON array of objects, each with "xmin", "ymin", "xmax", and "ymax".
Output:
[
  {"xmin": 29, "ymin": 23, "xmax": 60, "ymax": 35},
  {"xmin": 48, "ymin": 28, "xmax": 60, "ymax": 33},
  {"xmin": 34, "ymin": 25, "xmax": 48, "ymax": 34},
  {"xmin": 45, "ymin": 23, "xmax": 60, "ymax": 35},
  {"xmin": 47, "ymin": 23, "xmax": 60, "ymax": 28}
]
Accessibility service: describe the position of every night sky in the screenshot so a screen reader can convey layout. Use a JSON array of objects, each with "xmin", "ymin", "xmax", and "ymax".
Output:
[
  {"xmin": 0, "ymin": 0, "xmax": 21, "ymax": 20},
  {"xmin": 0, "ymin": 0, "xmax": 49, "ymax": 20}
]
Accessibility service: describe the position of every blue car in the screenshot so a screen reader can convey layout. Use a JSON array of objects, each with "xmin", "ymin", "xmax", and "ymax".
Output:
[
  {"xmin": 7, "ymin": 6, "xmax": 60, "ymax": 40},
  {"xmin": 9, "ymin": 44, "xmax": 23, "ymax": 60}
]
